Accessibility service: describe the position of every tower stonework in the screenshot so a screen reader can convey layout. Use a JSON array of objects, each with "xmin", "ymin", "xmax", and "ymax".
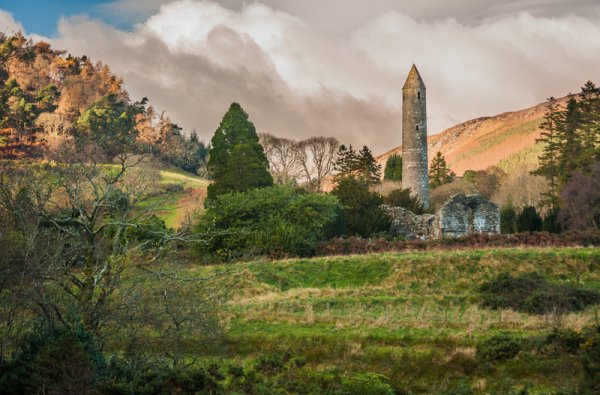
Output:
[{"xmin": 402, "ymin": 64, "xmax": 430, "ymax": 208}]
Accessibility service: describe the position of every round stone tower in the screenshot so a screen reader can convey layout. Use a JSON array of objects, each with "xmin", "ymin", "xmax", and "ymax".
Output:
[{"xmin": 402, "ymin": 64, "xmax": 430, "ymax": 208}]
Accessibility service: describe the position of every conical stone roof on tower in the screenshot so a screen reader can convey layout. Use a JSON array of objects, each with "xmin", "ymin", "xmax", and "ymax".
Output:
[{"xmin": 401, "ymin": 65, "xmax": 430, "ymax": 208}]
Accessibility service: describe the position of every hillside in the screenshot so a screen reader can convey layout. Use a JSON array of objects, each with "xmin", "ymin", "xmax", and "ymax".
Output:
[
  {"xmin": 109, "ymin": 247, "xmax": 600, "ymax": 394},
  {"xmin": 377, "ymin": 96, "xmax": 571, "ymax": 176}
]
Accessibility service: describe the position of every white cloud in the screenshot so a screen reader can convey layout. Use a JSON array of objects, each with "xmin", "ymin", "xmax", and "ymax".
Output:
[
  {"xmin": 47, "ymin": 1, "xmax": 600, "ymax": 154},
  {"xmin": 0, "ymin": 10, "xmax": 24, "ymax": 35}
]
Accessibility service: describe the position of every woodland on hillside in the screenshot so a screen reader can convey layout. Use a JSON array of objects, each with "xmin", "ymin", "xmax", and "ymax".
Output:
[{"xmin": 0, "ymin": 33, "xmax": 208, "ymax": 174}]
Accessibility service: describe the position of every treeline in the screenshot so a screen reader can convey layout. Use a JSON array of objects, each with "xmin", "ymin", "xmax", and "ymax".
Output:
[
  {"xmin": 0, "ymin": 33, "xmax": 207, "ymax": 174},
  {"xmin": 533, "ymin": 83, "xmax": 600, "ymax": 230}
]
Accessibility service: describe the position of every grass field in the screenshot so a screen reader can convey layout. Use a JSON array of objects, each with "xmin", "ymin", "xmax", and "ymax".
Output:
[
  {"xmin": 136, "ymin": 167, "xmax": 209, "ymax": 229},
  {"xmin": 118, "ymin": 247, "xmax": 600, "ymax": 394}
]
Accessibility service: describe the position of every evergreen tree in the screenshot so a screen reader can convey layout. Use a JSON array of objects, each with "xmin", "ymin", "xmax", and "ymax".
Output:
[
  {"xmin": 534, "ymin": 82, "xmax": 599, "ymax": 210},
  {"xmin": 206, "ymin": 103, "xmax": 272, "ymax": 201},
  {"xmin": 384, "ymin": 155, "xmax": 402, "ymax": 181},
  {"xmin": 516, "ymin": 206, "xmax": 542, "ymax": 233},
  {"xmin": 333, "ymin": 144, "xmax": 381, "ymax": 186},
  {"xmin": 333, "ymin": 144, "xmax": 358, "ymax": 180},
  {"xmin": 356, "ymin": 145, "xmax": 382, "ymax": 185},
  {"xmin": 542, "ymin": 207, "xmax": 562, "ymax": 234},
  {"xmin": 532, "ymin": 97, "xmax": 562, "ymax": 208},
  {"xmin": 500, "ymin": 204, "xmax": 517, "ymax": 234},
  {"xmin": 429, "ymin": 151, "xmax": 455, "ymax": 188}
]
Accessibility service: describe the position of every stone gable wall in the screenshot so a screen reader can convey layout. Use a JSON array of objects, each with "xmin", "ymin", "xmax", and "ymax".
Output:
[{"xmin": 384, "ymin": 194, "xmax": 500, "ymax": 240}]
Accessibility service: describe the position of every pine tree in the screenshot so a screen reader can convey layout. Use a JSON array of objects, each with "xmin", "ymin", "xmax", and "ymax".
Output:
[
  {"xmin": 384, "ymin": 155, "xmax": 402, "ymax": 181},
  {"xmin": 428, "ymin": 151, "xmax": 455, "ymax": 188},
  {"xmin": 356, "ymin": 145, "xmax": 381, "ymax": 185},
  {"xmin": 206, "ymin": 103, "xmax": 272, "ymax": 201},
  {"xmin": 532, "ymin": 97, "xmax": 562, "ymax": 208},
  {"xmin": 333, "ymin": 144, "xmax": 358, "ymax": 179},
  {"xmin": 333, "ymin": 144, "xmax": 380, "ymax": 185}
]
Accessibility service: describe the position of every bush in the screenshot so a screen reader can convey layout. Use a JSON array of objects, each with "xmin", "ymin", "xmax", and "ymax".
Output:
[
  {"xmin": 543, "ymin": 207, "xmax": 562, "ymax": 234},
  {"xmin": 540, "ymin": 329, "xmax": 582, "ymax": 356},
  {"xmin": 478, "ymin": 272, "xmax": 600, "ymax": 315},
  {"xmin": 476, "ymin": 334, "xmax": 522, "ymax": 363},
  {"xmin": 340, "ymin": 372, "xmax": 394, "ymax": 395},
  {"xmin": 500, "ymin": 204, "xmax": 517, "ymax": 234},
  {"xmin": 194, "ymin": 185, "xmax": 343, "ymax": 261},
  {"xmin": 384, "ymin": 188, "xmax": 426, "ymax": 214},
  {"xmin": 0, "ymin": 324, "xmax": 105, "ymax": 395},
  {"xmin": 331, "ymin": 177, "xmax": 390, "ymax": 238},
  {"xmin": 581, "ymin": 326, "xmax": 600, "ymax": 394},
  {"xmin": 516, "ymin": 206, "xmax": 543, "ymax": 233},
  {"xmin": 100, "ymin": 361, "xmax": 222, "ymax": 394}
]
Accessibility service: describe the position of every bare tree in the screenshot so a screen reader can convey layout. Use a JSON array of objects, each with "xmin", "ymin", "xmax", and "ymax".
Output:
[
  {"xmin": 259, "ymin": 133, "xmax": 302, "ymax": 184},
  {"xmin": 0, "ymin": 155, "xmax": 182, "ymax": 332},
  {"xmin": 295, "ymin": 136, "xmax": 339, "ymax": 191}
]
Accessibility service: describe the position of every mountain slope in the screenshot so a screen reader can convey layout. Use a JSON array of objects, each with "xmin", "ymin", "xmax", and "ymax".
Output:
[{"xmin": 377, "ymin": 96, "xmax": 570, "ymax": 176}]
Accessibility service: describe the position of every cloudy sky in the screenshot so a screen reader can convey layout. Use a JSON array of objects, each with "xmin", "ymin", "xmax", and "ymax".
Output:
[{"xmin": 1, "ymin": 0, "xmax": 599, "ymax": 153}]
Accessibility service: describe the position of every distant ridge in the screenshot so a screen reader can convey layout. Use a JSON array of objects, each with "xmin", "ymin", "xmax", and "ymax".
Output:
[{"xmin": 377, "ymin": 96, "xmax": 572, "ymax": 176}]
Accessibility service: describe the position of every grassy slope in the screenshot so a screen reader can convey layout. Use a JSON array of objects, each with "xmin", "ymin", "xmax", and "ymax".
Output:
[
  {"xmin": 140, "ymin": 167, "xmax": 209, "ymax": 229},
  {"xmin": 212, "ymin": 248, "xmax": 599, "ymax": 394}
]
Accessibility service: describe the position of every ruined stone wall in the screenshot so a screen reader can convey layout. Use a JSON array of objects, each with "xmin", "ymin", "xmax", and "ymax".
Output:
[
  {"xmin": 402, "ymin": 65, "xmax": 430, "ymax": 208},
  {"xmin": 436, "ymin": 194, "xmax": 500, "ymax": 238},
  {"xmin": 383, "ymin": 205, "xmax": 436, "ymax": 240},
  {"xmin": 384, "ymin": 194, "xmax": 500, "ymax": 240}
]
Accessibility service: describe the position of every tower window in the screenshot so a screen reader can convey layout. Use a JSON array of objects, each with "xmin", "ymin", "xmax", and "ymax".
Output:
[
  {"xmin": 416, "ymin": 125, "xmax": 419, "ymax": 131},
  {"xmin": 417, "ymin": 91, "xmax": 421, "ymax": 99}
]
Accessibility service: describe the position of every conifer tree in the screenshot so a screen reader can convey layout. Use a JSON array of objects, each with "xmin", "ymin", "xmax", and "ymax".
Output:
[
  {"xmin": 533, "ymin": 97, "xmax": 562, "ymax": 208},
  {"xmin": 516, "ymin": 206, "xmax": 542, "ymax": 233},
  {"xmin": 500, "ymin": 203, "xmax": 517, "ymax": 234},
  {"xmin": 356, "ymin": 145, "xmax": 382, "ymax": 185},
  {"xmin": 333, "ymin": 144, "xmax": 381, "ymax": 186},
  {"xmin": 428, "ymin": 151, "xmax": 455, "ymax": 188},
  {"xmin": 206, "ymin": 103, "xmax": 272, "ymax": 201},
  {"xmin": 333, "ymin": 144, "xmax": 358, "ymax": 180}
]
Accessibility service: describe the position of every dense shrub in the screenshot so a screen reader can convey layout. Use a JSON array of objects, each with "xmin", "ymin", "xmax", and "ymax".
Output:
[
  {"xmin": 516, "ymin": 206, "xmax": 543, "ymax": 233},
  {"xmin": 0, "ymin": 324, "xmax": 105, "ymax": 395},
  {"xmin": 580, "ymin": 326, "xmax": 600, "ymax": 394},
  {"xmin": 384, "ymin": 188, "xmax": 426, "ymax": 214},
  {"xmin": 500, "ymin": 204, "xmax": 517, "ymax": 234},
  {"xmin": 478, "ymin": 272, "xmax": 600, "ymax": 315},
  {"xmin": 476, "ymin": 333, "xmax": 522, "ymax": 362},
  {"xmin": 340, "ymin": 372, "xmax": 395, "ymax": 395},
  {"xmin": 543, "ymin": 207, "xmax": 562, "ymax": 234},
  {"xmin": 331, "ymin": 177, "xmax": 390, "ymax": 237},
  {"xmin": 540, "ymin": 329, "xmax": 582, "ymax": 356},
  {"xmin": 99, "ymin": 360, "xmax": 222, "ymax": 394},
  {"xmin": 194, "ymin": 185, "xmax": 343, "ymax": 261}
]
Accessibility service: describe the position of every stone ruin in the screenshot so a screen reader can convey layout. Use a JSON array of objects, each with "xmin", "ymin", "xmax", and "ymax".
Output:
[
  {"xmin": 385, "ymin": 194, "xmax": 500, "ymax": 240},
  {"xmin": 437, "ymin": 194, "xmax": 500, "ymax": 238},
  {"xmin": 383, "ymin": 206, "xmax": 436, "ymax": 240}
]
